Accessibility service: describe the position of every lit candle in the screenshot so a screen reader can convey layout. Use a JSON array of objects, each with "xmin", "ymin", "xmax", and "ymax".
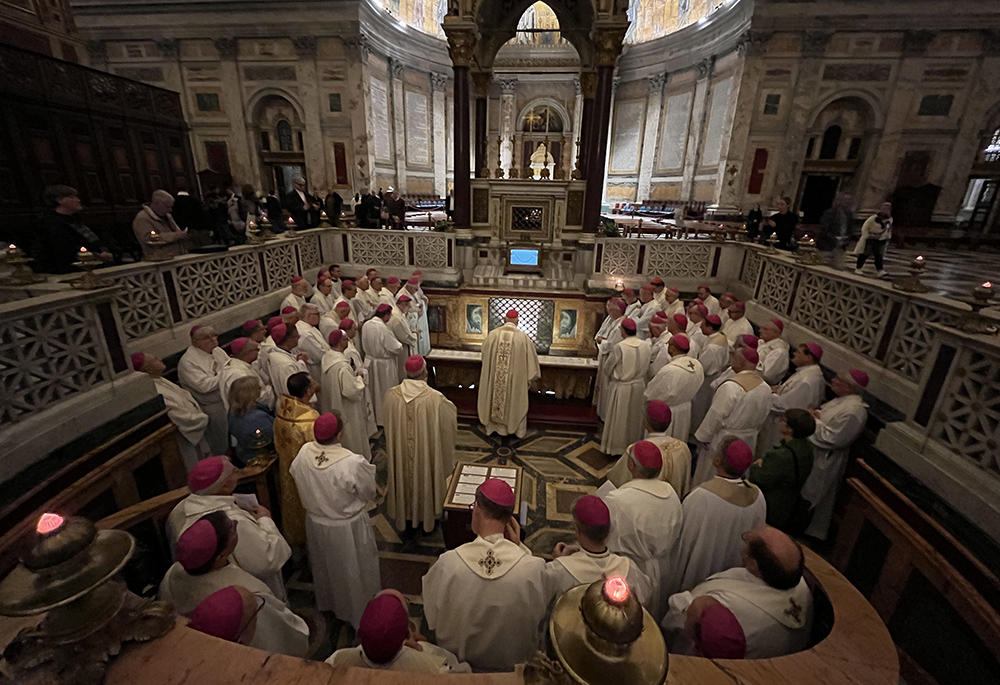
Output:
[
  {"xmin": 255, "ymin": 429, "xmax": 261, "ymax": 436},
  {"xmin": 80, "ymin": 246, "xmax": 88, "ymax": 253},
  {"xmin": 916, "ymin": 255, "xmax": 924, "ymax": 262},
  {"xmin": 8, "ymin": 243, "xmax": 16, "ymax": 250},
  {"xmin": 37, "ymin": 512, "xmax": 65, "ymax": 535},
  {"xmin": 287, "ymin": 217, "xmax": 295, "ymax": 224},
  {"xmin": 604, "ymin": 576, "xmax": 630, "ymax": 604}
]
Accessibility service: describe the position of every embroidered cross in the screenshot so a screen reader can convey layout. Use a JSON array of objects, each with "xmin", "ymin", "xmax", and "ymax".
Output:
[
  {"xmin": 784, "ymin": 597, "xmax": 802, "ymax": 622},
  {"xmin": 315, "ymin": 452, "xmax": 329, "ymax": 466},
  {"xmin": 686, "ymin": 360, "xmax": 696, "ymax": 370},
  {"xmin": 478, "ymin": 549, "xmax": 502, "ymax": 576}
]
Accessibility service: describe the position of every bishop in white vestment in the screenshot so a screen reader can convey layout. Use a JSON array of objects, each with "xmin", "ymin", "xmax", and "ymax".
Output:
[
  {"xmin": 600, "ymin": 317, "xmax": 651, "ymax": 455},
  {"xmin": 691, "ymin": 315, "xmax": 730, "ymax": 433},
  {"xmin": 543, "ymin": 495, "xmax": 652, "ymax": 608},
  {"xmin": 633, "ymin": 286, "xmax": 660, "ymax": 341},
  {"xmin": 340, "ymin": 318, "xmax": 379, "ymax": 437},
  {"xmin": 403, "ymin": 272, "xmax": 432, "ymax": 356},
  {"xmin": 603, "ymin": 442, "xmax": 683, "ymax": 619},
  {"xmin": 643, "ymin": 335, "xmax": 703, "ymax": 441},
  {"xmin": 696, "ymin": 284, "xmax": 721, "ymax": 316},
  {"xmin": 220, "ymin": 338, "xmax": 275, "ymax": 411},
  {"xmin": 672, "ymin": 439, "xmax": 766, "ymax": 594},
  {"xmin": 622, "ymin": 289, "xmax": 640, "ymax": 319},
  {"xmin": 159, "ymin": 513, "xmax": 309, "ymax": 657},
  {"xmin": 280, "ymin": 276, "xmax": 309, "ymax": 313},
  {"xmin": 290, "ymin": 414, "xmax": 380, "ymax": 628},
  {"xmin": 166, "ymin": 457, "xmax": 291, "ymax": 599},
  {"xmin": 606, "ymin": 401, "xmax": 692, "ymax": 498},
  {"xmin": 267, "ymin": 323, "xmax": 309, "ymax": 400},
  {"xmin": 722, "ymin": 302, "xmax": 754, "ymax": 346},
  {"xmin": 593, "ymin": 298, "xmax": 626, "ymax": 420},
  {"xmin": 133, "ymin": 353, "xmax": 210, "ymax": 469},
  {"xmin": 310, "ymin": 278, "xmax": 337, "ymax": 314},
  {"xmin": 295, "ymin": 304, "xmax": 332, "ymax": 382},
  {"xmin": 477, "ymin": 310, "xmax": 541, "ymax": 438},
  {"xmin": 388, "ymin": 295, "xmax": 419, "ymax": 375},
  {"xmin": 757, "ymin": 319, "xmax": 790, "ymax": 384},
  {"xmin": 692, "ymin": 348, "xmax": 771, "ymax": 486},
  {"xmin": 320, "ymin": 300, "xmax": 352, "ymax": 341},
  {"xmin": 647, "ymin": 314, "xmax": 672, "ymax": 375},
  {"xmin": 362, "ymin": 304, "xmax": 403, "ymax": 426},
  {"xmin": 177, "ymin": 325, "xmax": 231, "ymax": 455},
  {"xmin": 663, "ymin": 526, "xmax": 812, "ymax": 659},
  {"xmin": 320, "ymin": 330, "xmax": 372, "ymax": 460},
  {"xmin": 422, "ymin": 479, "xmax": 547, "ymax": 671},
  {"xmin": 756, "ymin": 343, "xmax": 826, "ymax": 456},
  {"xmin": 383, "ymin": 356, "xmax": 458, "ymax": 532},
  {"xmin": 661, "ymin": 286, "xmax": 685, "ymax": 317},
  {"xmin": 802, "ymin": 369, "xmax": 869, "ymax": 539}
]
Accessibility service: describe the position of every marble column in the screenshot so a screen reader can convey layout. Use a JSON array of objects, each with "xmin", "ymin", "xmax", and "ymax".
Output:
[
  {"xmin": 293, "ymin": 36, "xmax": 328, "ymax": 190},
  {"xmin": 583, "ymin": 63, "xmax": 617, "ymax": 231},
  {"xmin": 344, "ymin": 35, "xmax": 375, "ymax": 191},
  {"xmin": 431, "ymin": 73, "xmax": 449, "ymax": 198},
  {"xmin": 472, "ymin": 71, "xmax": 491, "ymax": 178},
  {"xmin": 388, "ymin": 57, "xmax": 408, "ymax": 193},
  {"xmin": 213, "ymin": 38, "xmax": 253, "ymax": 187},
  {"xmin": 579, "ymin": 71, "xmax": 597, "ymax": 180},
  {"xmin": 637, "ymin": 73, "xmax": 666, "ymax": 202},
  {"xmin": 682, "ymin": 57, "xmax": 715, "ymax": 202},
  {"xmin": 571, "ymin": 77, "xmax": 584, "ymax": 177},
  {"xmin": 446, "ymin": 29, "xmax": 475, "ymax": 227},
  {"xmin": 499, "ymin": 77, "xmax": 517, "ymax": 174},
  {"xmin": 716, "ymin": 33, "xmax": 768, "ymax": 210},
  {"xmin": 85, "ymin": 40, "xmax": 107, "ymax": 70}
]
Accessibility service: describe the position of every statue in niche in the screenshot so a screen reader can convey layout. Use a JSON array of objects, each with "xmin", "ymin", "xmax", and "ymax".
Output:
[{"xmin": 529, "ymin": 142, "xmax": 555, "ymax": 180}]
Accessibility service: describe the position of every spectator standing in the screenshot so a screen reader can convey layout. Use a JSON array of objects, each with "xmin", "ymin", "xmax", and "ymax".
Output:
[
  {"xmin": 132, "ymin": 189, "xmax": 189, "ymax": 260},
  {"xmin": 763, "ymin": 197, "xmax": 797, "ymax": 250},
  {"xmin": 36, "ymin": 185, "xmax": 113, "ymax": 274},
  {"xmin": 854, "ymin": 202, "xmax": 893, "ymax": 278},
  {"xmin": 745, "ymin": 203, "xmax": 763, "ymax": 243}
]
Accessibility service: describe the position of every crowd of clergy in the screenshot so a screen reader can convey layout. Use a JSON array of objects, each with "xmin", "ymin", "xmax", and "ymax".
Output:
[{"xmin": 127, "ymin": 267, "xmax": 872, "ymax": 673}]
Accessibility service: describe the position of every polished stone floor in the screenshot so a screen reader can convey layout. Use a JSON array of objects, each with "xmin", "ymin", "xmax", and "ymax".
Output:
[{"xmin": 846, "ymin": 245, "xmax": 1000, "ymax": 301}]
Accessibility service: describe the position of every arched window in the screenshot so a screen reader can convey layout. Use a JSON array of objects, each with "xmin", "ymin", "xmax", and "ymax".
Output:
[
  {"xmin": 985, "ymin": 127, "xmax": 1000, "ymax": 162},
  {"xmin": 277, "ymin": 120, "xmax": 293, "ymax": 152},
  {"xmin": 819, "ymin": 125, "xmax": 842, "ymax": 160},
  {"xmin": 522, "ymin": 105, "xmax": 563, "ymax": 133}
]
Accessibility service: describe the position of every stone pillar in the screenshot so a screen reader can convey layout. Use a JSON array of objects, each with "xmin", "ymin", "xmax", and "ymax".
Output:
[
  {"xmin": 579, "ymin": 71, "xmax": 597, "ymax": 179},
  {"xmin": 571, "ymin": 77, "xmax": 584, "ymax": 177},
  {"xmin": 293, "ymin": 36, "xmax": 328, "ymax": 191},
  {"xmin": 498, "ymin": 77, "xmax": 517, "ymax": 174},
  {"xmin": 472, "ymin": 71, "xmax": 491, "ymax": 178},
  {"xmin": 213, "ymin": 38, "xmax": 253, "ymax": 187},
  {"xmin": 85, "ymin": 40, "xmax": 107, "ymax": 70},
  {"xmin": 682, "ymin": 57, "xmax": 715, "ymax": 202},
  {"xmin": 583, "ymin": 25, "xmax": 626, "ymax": 231},
  {"xmin": 637, "ymin": 73, "xmax": 666, "ymax": 202},
  {"xmin": 446, "ymin": 29, "xmax": 475, "ymax": 227},
  {"xmin": 344, "ymin": 36, "xmax": 376, "ymax": 191},
  {"xmin": 388, "ymin": 57, "xmax": 408, "ymax": 193},
  {"xmin": 431, "ymin": 73, "xmax": 449, "ymax": 198}
]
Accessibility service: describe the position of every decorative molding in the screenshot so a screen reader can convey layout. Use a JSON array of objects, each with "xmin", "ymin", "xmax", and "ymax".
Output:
[
  {"xmin": 902, "ymin": 30, "xmax": 936, "ymax": 56},
  {"xmin": 292, "ymin": 36, "xmax": 317, "ymax": 59},
  {"xmin": 498, "ymin": 77, "xmax": 517, "ymax": 95},
  {"xmin": 343, "ymin": 35, "xmax": 370, "ymax": 63},
  {"xmin": 696, "ymin": 57, "xmax": 714, "ymax": 80},
  {"xmin": 593, "ymin": 26, "xmax": 627, "ymax": 67},
  {"xmin": 154, "ymin": 39, "xmax": 180, "ymax": 59},
  {"xmin": 573, "ymin": 77, "xmax": 581, "ymax": 95},
  {"xmin": 431, "ymin": 72, "xmax": 449, "ymax": 91},
  {"xmin": 472, "ymin": 70, "xmax": 492, "ymax": 97},
  {"xmin": 445, "ymin": 29, "xmax": 476, "ymax": 67},
  {"xmin": 85, "ymin": 40, "xmax": 106, "ymax": 63},
  {"xmin": 213, "ymin": 38, "xmax": 238, "ymax": 59},
  {"xmin": 648, "ymin": 73, "xmax": 666, "ymax": 91},
  {"xmin": 801, "ymin": 31, "xmax": 833, "ymax": 57},
  {"xmin": 388, "ymin": 57, "xmax": 404, "ymax": 80}
]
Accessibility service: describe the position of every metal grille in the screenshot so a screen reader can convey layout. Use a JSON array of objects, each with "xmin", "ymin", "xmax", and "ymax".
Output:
[
  {"xmin": 511, "ymin": 206, "xmax": 544, "ymax": 231},
  {"xmin": 488, "ymin": 298, "xmax": 554, "ymax": 354}
]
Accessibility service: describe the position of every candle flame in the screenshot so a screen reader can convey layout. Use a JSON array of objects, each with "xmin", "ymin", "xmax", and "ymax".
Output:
[
  {"xmin": 984, "ymin": 282, "xmax": 993, "ymax": 288},
  {"xmin": 37, "ymin": 512, "xmax": 64, "ymax": 534},
  {"xmin": 604, "ymin": 576, "xmax": 629, "ymax": 603},
  {"xmin": 916, "ymin": 255, "xmax": 923, "ymax": 261},
  {"xmin": 80, "ymin": 246, "xmax": 88, "ymax": 252},
  {"xmin": 8, "ymin": 244, "xmax": 16, "ymax": 250}
]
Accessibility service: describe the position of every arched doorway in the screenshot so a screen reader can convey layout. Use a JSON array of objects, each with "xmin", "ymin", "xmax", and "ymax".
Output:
[
  {"xmin": 251, "ymin": 93, "xmax": 307, "ymax": 195},
  {"xmin": 798, "ymin": 97, "xmax": 876, "ymax": 223}
]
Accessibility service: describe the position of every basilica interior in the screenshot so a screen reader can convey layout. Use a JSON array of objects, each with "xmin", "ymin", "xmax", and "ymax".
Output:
[{"xmin": 1, "ymin": 0, "xmax": 1000, "ymax": 683}]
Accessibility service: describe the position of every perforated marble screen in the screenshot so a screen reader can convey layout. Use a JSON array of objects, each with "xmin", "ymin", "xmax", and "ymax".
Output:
[{"xmin": 488, "ymin": 298, "xmax": 554, "ymax": 354}]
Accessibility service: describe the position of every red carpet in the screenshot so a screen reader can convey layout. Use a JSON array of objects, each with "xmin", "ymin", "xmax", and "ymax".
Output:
[{"xmin": 440, "ymin": 388, "xmax": 601, "ymax": 432}]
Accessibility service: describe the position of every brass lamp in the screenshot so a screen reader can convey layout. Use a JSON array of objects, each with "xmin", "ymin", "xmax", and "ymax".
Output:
[
  {"xmin": 68, "ymin": 247, "xmax": 112, "ymax": 290},
  {"xmin": 0, "ymin": 513, "xmax": 173, "ymax": 684},
  {"xmin": 538, "ymin": 576, "xmax": 668, "ymax": 685}
]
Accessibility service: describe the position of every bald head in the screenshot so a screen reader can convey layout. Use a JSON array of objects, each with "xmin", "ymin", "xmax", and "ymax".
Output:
[
  {"xmin": 150, "ymin": 189, "xmax": 175, "ymax": 216},
  {"xmin": 742, "ymin": 525, "xmax": 805, "ymax": 590}
]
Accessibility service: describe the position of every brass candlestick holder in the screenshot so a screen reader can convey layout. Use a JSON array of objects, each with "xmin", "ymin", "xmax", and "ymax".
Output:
[
  {"xmin": 893, "ymin": 255, "xmax": 930, "ymax": 293},
  {"xmin": 958, "ymin": 282, "xmax": 999, "ymax": 335},
  {"xmin": 0, "ymin": 514, "xmax": 174, "ymax": 685},
  {"xmin": 1, "ymin": 244, "xmax": 46, "ymax": 285},
  {"xmin": 765, "ymin": 232, "xmax": 778, "ymax": 254},
  {"xmin": 68, "ymin": 248, "xmax": 112, "ymax": 290},
  {"xmin": 284, "ymin": 216, "xmax": 299, "ymax": 237},
  {"xmin": 571, "ymin": 139, "xmax": 583, "ymax": 180},
  {"xmin": 319, "ymin": 210, "xmax": 331, "ymax": 228},
  {"xmin": 495, "ymin": 137, "xmax": 505, "ymax": 179},
  {"xmin": 794, "ymin": 234, "xmax": 822, "ymax": 265}
]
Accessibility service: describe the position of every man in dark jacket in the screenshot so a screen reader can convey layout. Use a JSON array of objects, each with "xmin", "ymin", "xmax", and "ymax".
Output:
[
  {"xmin": 35, "ymin": 185, "xmax": 113, "ymax": 274},
  {"xmin": 283, "ymin": 176, "xmax": 321, "ymax": 229}
]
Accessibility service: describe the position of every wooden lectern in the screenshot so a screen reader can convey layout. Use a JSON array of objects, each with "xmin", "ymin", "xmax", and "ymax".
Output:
[{"xmin": 441, "ymin": 462, "xmax": 523, "ymax": 550}]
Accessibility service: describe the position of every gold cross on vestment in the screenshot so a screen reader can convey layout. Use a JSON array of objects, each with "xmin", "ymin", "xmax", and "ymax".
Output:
[
  {"xmin": 784, "ymin": 597, "xmax": 802, "ymax": 622},
  {"xmin": 478, "ymin": 549, "xmax": 502, "ymax": 576}
]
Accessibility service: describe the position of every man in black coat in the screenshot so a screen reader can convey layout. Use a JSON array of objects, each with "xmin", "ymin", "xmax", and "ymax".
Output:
[
  {"xmin": 355, "ymin": 188, "xmax": 381, "ymax": 229},
  {"xmin": 283, "ymin": 176, "xmax": 321, "ymax": 229},
  {"xmin": 35, "ymin": 185, "xmax": 113, "ymax": 274}
]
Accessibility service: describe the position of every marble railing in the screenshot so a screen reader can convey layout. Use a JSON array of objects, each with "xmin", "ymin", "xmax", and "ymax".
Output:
[
  {"xmin": 329, "ymin": 228, "xmax": 457, "ymax": 274},
  {"xmin": 589, "ymin": 237, "xmax": 745, "ymax": 292}
]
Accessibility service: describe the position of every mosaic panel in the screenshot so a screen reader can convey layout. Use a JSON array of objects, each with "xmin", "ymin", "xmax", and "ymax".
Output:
[
  {"xmin": 263, "ymin": 243, "xmax": 297, "ymax": 289},
  {"xmin": 297, "ymin": 234, "xmax": 322, "ymax": 270},
  {"xmin": 174, "ymin": 252, "xmax": 263, "ymax": 319},
  {"xmin": 741, "ymin": 249, "xmax": 763, "ymax": 291},
  {"xmin": 412, "ymin": 234, "xmax": 449, "ymax": 269}
]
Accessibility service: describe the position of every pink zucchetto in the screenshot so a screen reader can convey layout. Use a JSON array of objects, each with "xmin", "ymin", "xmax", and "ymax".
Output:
[
  {"xmin": 398, "ymin": 294, "xmax": 411, "ymax": 303},
  {"xmin": 358, "ymin": 593, "xmax": 410, "ymax": 664},
  {"xmin": 697, "ymin": 605, "xmax": 747, "ymax": 659},
  {"xmin": 731, "ymin": 301, "xmax": 746, "ymax": 312},
  {"xmin": 375, "ymin": 304, "xmax": 393, "ymax": 316},
  {"xmin": 706, "ymin": 314, "xmax": 722, "ymax": 326},
  {"xmin": 623, "ymin": 288, "xmax": 635, "ymax": 297},
  {"xmin": 805, "ymin": 342, "xmax": 824, "ymax": 360},
  {"xmin": 291, "ymin": 276, "xmax": 304, "ymax": 283},
  {"xmin": 669, "ymin": 286, "xmax": 679, "ymax": 293},
  {"xmin": 387, "ymin": 277, "xmax": 399, "ymax": 284},
  {"xmin": 271, "ymin": 323, "xmax": 289, "ymax": 345},
  {"xmin": 328, "ymin": 329, "xmax": 344, "ymax": 346},
  {"xmin": 130, "ymin": 352, "xmax": 146, "ymax": 372},
  {"xmin": 281, "ymin": 306, "xmax": 297, "ymax": 315},
  {"xmin": 650, "ymin": 277, "xmax": 665, "ymax": 286},
  {"xmin": 740, "ymin": 334, "xmax": 759, "ymax": 349},
  {"xmin": 176, "ymin": 519, "xmax": 219, "ymax": 571},
  {"xmin": 478, "ymin": 478, "xmax": 515, "ymax": 507},
  {"xmin": 621, "ymin": 317, "xmax": 637, "ymax": 332},
  {"xmin": 242, "ymin": 320, "xmax": 260, "ymax": 334},
  {"xmin": 632, "ymin": 441, "xmax": 663, "ymax": 470},
  {"xmin": 608, "ymin": 298, "xmax": 626, "ymax": 313},
  {"xmin": 695, "ymin": 303, "xmax": 709, "ymax": 317},
  {"xmin": 405, "ymin": 355, "xmax": 425, "ymax": 374},
  {"xmin": 188, "ymin": 456, "xmax": 236, "ymax": 495},
  {"xmin": 334, "ymin": 301, "xmax": 351, "ymax": 311},
  {"xmin": 266, "ymin": 316, "xmax": 281, "ymax": 332},
  {"xmin": 845, "ymin": 369, "xmax": 870, "ymax": 389},
  {"xmin": 230, "ymin": 337, "xmax": 249, "ymax": 356},
  {"xmin": 187, "ymin": 587, "xmax": 246, "ymax": 643},
  {"xmin": 640, "ymin": 285, "xmax": 653, "ymax": 294},
  {"xmin": 770, "ymin": 319, "xmax": 784, "ymax": 332},
  {"xmin": 724, "ymin": 440, "xmax": 754, "ymax": 472},
  {"xmin": 646, "ymin": 400, "xmax": 672, "ymax": 425},
  {"xmin": 342, "ymin": 279, "xmax": 354, "ymax": 286},
  {"xmin": 506, "ymin": 309, "xmax": 519, "ymax": 319},
  {"xmin": 739, "ymin": 347, "xmax": 760, "ymax": 365},
  {"xmin": 672, "ymin": 334, "xmax": 691, "ymax": 351},
  {"xmin": 724, "ymin": 292, "xmax": 736, "ymax": 300},
  {"xmin": 314, "ymin": 414, "xmax": 340, "ymax": 442},
  {"xmin": 698, "ymin": 283, "xmax": 711, "ymax": 291},
  {"xmin": 189, "ymin": 324, "xmax": 202, "ymax": 338},
  {"xmin": 338, "ymin": 318, "xmax": 355, "ymax": 330},
  {"xmin": 574, "ymin": 495, "xmax": 610, "ymax": 527},
  {"xmin": 673, "ymin": 313, "xmax": 688, "ymax": 328}
]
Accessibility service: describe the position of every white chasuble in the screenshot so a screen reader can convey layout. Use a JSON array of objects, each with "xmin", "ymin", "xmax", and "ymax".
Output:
[
  {"xmin": 310, "ymin": 289, "xmax": 336, "ymax": 314},
  {"xmin": 634, "ymin": 300, "xmax": 659, "ymax": 341},
  {"xmin": 295, "ymin": 320, "xmax": 331, "ymax": 382},
  {"xmin": 345, "ymin": 341, "xmax": 378, "ymax": 436},
  {"xmin": 267, "ymin": 347, "xmax": 308, "ymax": 402},
  {"xmin": 699, "ymin": 294, "xmax": 721, "ymax": 316},
  {"xmin": 692, "ymin": 371, "xmax": 771, "ymax": 486},
  {"xmin": 383, "ymin": 379, "xmax": 458, "ymax": 533},
  {"xmin": 600, "ymin": 337, "xmax": 652, "ymax": 455},
  {"xmin": 158, "ymin": 561, "xmax": 309, "ymax": 657},
  {"xmin": 361, "ymin": 316, "xmax": 403, "ymax": 426},
  {"xmin": 290, "ymin": 441, "xmax": 380, "ymax": 628},
  {"xmin": 648, "ymin": 329, "xmax": 673, "ymax": 378},
  {"xmin": 663, "ymin": 567, "xmax": 813, "ymax": 659},
  {"xmin": 801, "ymin": 394, "xmax": 867, "ymax": 539},
  {"xmin": 594, "ymin": 315, "xmax": 624, "ymax": 420},
  {"xmin": 542, "ymin": 548, "xmax": 652, "ymax": 608},
  {"xmin": 422, "ymin": 533, "xmax": 547, "ymax": 671},
  {"xmin": 152, "ymin": 377, "xmax": 210, "ymax": 470},
  {"xmin": 691, "ymin": 332, "xmax": 730, "ymax": 433},
  {"xmin": 280, "ymin": 292, "xmax": 306, "ymax": 313},
  {"xmin": 477, "ymin": 323, "xmax": 541, "ymax": 438},
  {"xmin": 604, "ymin": 478, "xmax": 683, "ymax": 618},
  {"xmin": 220, "ymin": 357, "xmax": 275, "ymax": 412},
  {"xmin": 756, "ymin": 363, "xmax": 826, "ymax": 456},
  {"xmin": 643, "ymin": 354, "xmax": 704, "ymax": 441},
  {"xmin": 320, "ymin": 350, "xmax": 371, "ymax": 460},
  {"xmin": 671, "ymin": 477, "xmax": 766, "ymax": 594},
  {"xmin": 756, "ymin": 338, "xmax": 790, "ymax": 384},
  {"xmin": 166, "ymin": 493, "xmax": 291, "ymax": 600},
  {"xmin": 387, "ymin": 309, "xmax": 418, "ymax": 377},
  {"xmin": 722, "ymin": 316, "xmax": 754, "ymax": 346},
  {"xmin": 605, "ymin": 432, "xmax": 692, "ymax": 498},
  {"xmin": 327, "ymin": 643, "xmax": 471, "ymax": 673},
  {"xmin": 177, "ymin": 346, "xmax": 231, "ymax": 455}
]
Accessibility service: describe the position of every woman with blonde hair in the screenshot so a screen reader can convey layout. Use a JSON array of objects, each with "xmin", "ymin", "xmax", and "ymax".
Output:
[{"xmin": 227, "ymin": 376, "xmax": 275, "ymax": 465}]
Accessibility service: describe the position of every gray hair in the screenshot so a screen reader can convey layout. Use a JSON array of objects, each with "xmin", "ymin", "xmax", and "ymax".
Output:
[
  {"xmin": 42, "ymin": 185, "xmax": 78, "ymax": 208},
  {"xmin": 300, "ymin": 303, "xmax": 319, "ymax": 316},
  {"xmin": 151, "ymin": 189, "xmax": 174, "ymax": 204}
]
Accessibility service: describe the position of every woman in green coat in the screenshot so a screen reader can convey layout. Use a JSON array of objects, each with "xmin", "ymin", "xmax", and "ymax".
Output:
[{"xmin": 749, "ymin": 408, "xmax": 816, "ymax": 532}]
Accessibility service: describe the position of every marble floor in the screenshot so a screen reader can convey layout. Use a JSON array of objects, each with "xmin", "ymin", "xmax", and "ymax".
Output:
[{"xmin": 845, "ymin": 244, "xmax": 1000, "ymax": 301}]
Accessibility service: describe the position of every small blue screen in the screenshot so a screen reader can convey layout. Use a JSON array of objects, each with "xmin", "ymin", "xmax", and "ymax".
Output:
[{"xmin": 510, "ymin": 248, "xmax": 539, "ymax": 266}]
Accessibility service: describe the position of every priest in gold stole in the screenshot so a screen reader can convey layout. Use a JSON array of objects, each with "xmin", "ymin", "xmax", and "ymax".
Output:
[
  {"xmin": 273, "ymin": 371, "xmax": 319, "ymax": 547},
  {"xmin": 477, "ymin": 310, "xmax": 541, "ymax": 438}
]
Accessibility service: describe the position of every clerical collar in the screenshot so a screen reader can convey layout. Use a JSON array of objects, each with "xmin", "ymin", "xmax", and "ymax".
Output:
[
  {"xmin": 718, "ymin": 475, "xmax": 749, "ymax": 485},
  {"xmin": 582, "ymin": 547, "xmax": 610, "ymax": 559}
]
